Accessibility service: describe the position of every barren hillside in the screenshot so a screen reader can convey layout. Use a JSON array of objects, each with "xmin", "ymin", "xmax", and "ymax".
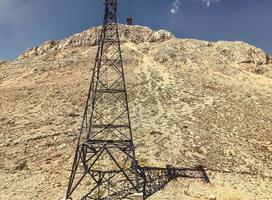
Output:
[{"xmin": 0, "ymin": 25, "xmax": 272, "ymax": 200}]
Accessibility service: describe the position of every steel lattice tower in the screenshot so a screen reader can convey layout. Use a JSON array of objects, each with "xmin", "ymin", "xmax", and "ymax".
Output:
[{"xmin": 66, "ymin": 0, "xmax": 140, "ymax": 199}]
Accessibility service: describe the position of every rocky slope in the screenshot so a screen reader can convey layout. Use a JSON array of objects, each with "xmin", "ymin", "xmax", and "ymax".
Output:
[{"xmin": 0, "ymin": 25, "xmax": 272, "ymax": 200}]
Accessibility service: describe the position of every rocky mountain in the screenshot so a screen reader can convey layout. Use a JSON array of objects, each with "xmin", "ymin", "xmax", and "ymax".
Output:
[{"xmin": 0, "ymin": 25, "xmax": 272, "ymax": 200}]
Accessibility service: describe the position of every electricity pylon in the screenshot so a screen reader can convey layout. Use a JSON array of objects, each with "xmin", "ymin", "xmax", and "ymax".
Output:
[{"xmin": 66, "ymin": 0, "xmax": 140, "ymax": 199}]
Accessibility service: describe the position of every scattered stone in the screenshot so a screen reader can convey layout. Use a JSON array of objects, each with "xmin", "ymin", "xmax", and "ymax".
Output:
[
  {"xmin": 148, "ymin": 30, "xmax": 174, "ymax": 42},
  {"xmin": 132, "ymin": 193, "xmax": 144, "ymax": 200},
  {"xmin": 14, "ymin": 160, "xmax": 28, "ymax": 171},
  {"xmin": 68, "ymin": 113, "xmax": 80, "ymax": 117},
  {"xmin": 208, "ymin": 195, "xmax": 217, "ymax": 200},
  {"xmin": 58, "ymin": 144, "xmax": 67, "ymax": 150}
]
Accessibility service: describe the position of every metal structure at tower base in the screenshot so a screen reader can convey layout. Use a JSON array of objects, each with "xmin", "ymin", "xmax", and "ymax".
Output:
[{"xmin": 65, "ymin": 0, "xmax": 210, "ymax": 199}]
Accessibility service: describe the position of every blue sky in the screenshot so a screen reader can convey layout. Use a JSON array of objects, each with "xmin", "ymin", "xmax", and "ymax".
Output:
[{"xmin": 0, "ymin": 0, "xmax": 271, "ymax": 60}]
